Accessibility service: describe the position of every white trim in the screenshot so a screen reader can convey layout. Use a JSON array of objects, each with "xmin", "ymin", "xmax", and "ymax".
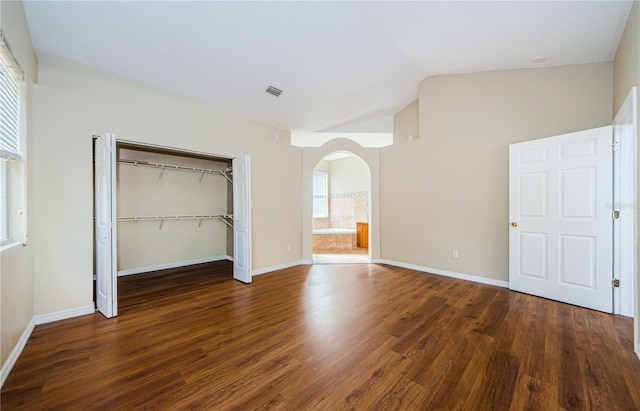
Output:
[
  {"xmin": 117, "ymin": 255, "xmax": 231, "ymax": 276},
  {"xmin": 377, "ymin": 259, "xmax": 510, "ymax": 288},
  {"xmin": 34, "ymin": 305, "xmax": 95, "ymax": 325},
  {"xmin": 1, "ymin": 305, "xmax": 96, "ymax": 388},
  {"xmin": 0, "ymin": 318, "xmax": 35, "ymax": 388},
  {"xmin": 613, "ymin": 86, "xmax": 638, "ymax": 318},
  {"xmin": 0, "ymin": 240, "xmax": 23, "ymax": 253},
  {"xmin": 252, "ymin": 260, "xmax": 310, "ymax": 276}
]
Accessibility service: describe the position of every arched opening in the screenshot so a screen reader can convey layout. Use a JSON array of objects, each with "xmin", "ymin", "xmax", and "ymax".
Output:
[{"xmin": 311, "ymin": 151, "xmax": 371, "ymax": 263}]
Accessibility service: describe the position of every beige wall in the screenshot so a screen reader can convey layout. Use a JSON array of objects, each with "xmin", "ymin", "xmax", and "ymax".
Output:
[
  {"xmin": 116, "ymin": 149, "xmax": 230, "ymax": 271},
  {"xmin": 314, "ymin": 159, "xmax": 329, "ymax": 173},
  {"xmin": 329, "ymin": 156, "xmax": 370, "ymax": 195},
  {"xmin": 0, "ymin": 0, "xmax": 38, "ymax": 368},
  {"xmin": 393, "ymin": 99, "xmax": 419, "ymax": 144},
  {"xmin": 382, "ymin": 63, "xmax": 613, "ymax": 281},
  {"xmin": 613, "ymin": 1, "xmax": 640, "ymax": 356},
  {"xmin": 32, "ymin": 63, "xmax": 302, "ymax": 315},
  {"xmin": 303, "ymin": 140, "xmax": 380, "ymax": 261}
]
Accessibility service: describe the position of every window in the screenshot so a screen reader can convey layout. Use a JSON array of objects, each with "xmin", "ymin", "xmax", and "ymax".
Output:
[
  {"xmin": 1, "ymin": 161, "xmax": 8, "ymax": 241},
  {"xmin": 1, "ymin": 36, "xmax": 26, "ymax": 248},
  {"xmin": 313, "ymin": 171, "xmax": 328, "ymax": 218}
]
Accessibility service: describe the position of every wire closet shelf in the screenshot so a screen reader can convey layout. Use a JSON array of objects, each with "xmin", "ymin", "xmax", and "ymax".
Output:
[
  {"xmin": 117, "ymin": 158, "xmax": 233, "ymax": 183},
  {"xmin": 117, "ymin": 215, "xmax": 234, "ymax": 230}
]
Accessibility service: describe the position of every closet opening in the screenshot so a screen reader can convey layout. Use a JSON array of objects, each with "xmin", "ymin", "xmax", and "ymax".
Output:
[
  {"xmin": 116, "ymin": 142, "xmax": 233, "ymax": 271},
  {"xmin": 93, "ymin": 136, "xmax": 252, "ymax": 317},
  {"xmin": 312, "ymin": 151, "xmax": 371, "ymax": 264}
]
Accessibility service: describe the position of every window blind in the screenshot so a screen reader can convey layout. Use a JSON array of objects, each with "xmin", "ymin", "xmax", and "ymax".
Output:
[{"xmin": 0, "ymin": 54, "xmax": 21, "ymax": 160}]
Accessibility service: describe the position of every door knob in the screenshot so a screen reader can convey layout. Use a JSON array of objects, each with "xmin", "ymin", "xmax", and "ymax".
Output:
[{"xmin": 511, "ymin": 222, "xmax": 518, "ymax": 227}]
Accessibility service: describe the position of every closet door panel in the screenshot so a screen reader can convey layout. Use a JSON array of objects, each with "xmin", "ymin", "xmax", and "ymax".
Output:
[
  {"xmin": 95, "ymin": 133, "xmax": 118, "ymax": 318},
  {"xmin": 233, "ymin": 155, "xmax": 252, "ymax": 283}
]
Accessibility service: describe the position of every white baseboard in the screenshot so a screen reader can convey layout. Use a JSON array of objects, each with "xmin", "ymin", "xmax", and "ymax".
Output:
[
  {"xmin": 117, "ymin": 255, "xmax": 231, "ymax": 276},
  {"xmin": 376, "ymin": 259, "xmax": 509, "ymax": 288},
  {"xmin": 1, "ymin": 304, "xmax": 97, "ymax": 388},
  {"xmin": 636, "ymin": 343, "xmax": 640, "ymax": 362},
  {"xmin": 34, "ymin": 305, "xmax": 96, "ymax": 325},
  {"xmin": 1, "ymin": 318, "xmax": 35, "ymax": 388},
  {"xmin": 252, "ymin": 260, "xmax": 310, "ymax": 276}
]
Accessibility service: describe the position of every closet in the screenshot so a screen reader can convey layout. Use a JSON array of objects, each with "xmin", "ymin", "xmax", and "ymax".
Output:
[
  {"xmin": 94, "ymin": 134, "xmax": 252, "ymax": 318},
  {"xmin": 117, "ymin": 143, "xmax": 232, "ymax": 274}
]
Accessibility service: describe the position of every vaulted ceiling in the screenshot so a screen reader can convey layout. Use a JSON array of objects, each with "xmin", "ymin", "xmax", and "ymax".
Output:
[{"xmin": 23, "ymin": 1, "xmax": 633, "ymax": 133}]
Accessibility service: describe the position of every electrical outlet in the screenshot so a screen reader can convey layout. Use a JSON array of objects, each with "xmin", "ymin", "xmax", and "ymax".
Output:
[
  {"xmin": 287, "ymin": 244, "xmax": 292, "ymax": 251},
  {"xmin": 453, "ymin": 249, "xmax": 459, "ymax": 258}
]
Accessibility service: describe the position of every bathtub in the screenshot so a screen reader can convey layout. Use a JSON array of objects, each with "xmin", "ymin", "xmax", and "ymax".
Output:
[
  {"xmin": 312, "ymin": 227, "xmax": 357, "ymax": 252},
  {"xmin": 313, "ymin": 228, "xmax": 356, "ymax": 235}
]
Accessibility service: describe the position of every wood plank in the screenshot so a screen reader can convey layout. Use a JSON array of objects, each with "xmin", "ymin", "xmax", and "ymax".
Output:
[{"xmin": 2, "ymin": 261, "xmax": 640, "ymax": 410}]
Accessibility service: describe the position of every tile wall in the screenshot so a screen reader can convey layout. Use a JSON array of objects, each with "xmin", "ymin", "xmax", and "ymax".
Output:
[
  {"xmin": 313, "ymin": 192, "xmax": 368, "ymax": 229},
  {"xmin": 313, "ymin": 192, "xmax": 368, "ymax": 253}
]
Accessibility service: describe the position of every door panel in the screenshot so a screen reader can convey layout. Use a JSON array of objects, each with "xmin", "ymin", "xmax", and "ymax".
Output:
[
  {"xmin": 509, "ymin": 126, "xmax": 612, "ymax": 313},
  {"xmin": 95, "ymin": 133, "xmax": 117, "ymax": 318},
  {"xmin": 519, "ymin": 232, "xmax": 546, "ymax": 279},
  {"xmin": 232, "ymin": 155, "xmax": 252, "ymax": 283},
  {"xmin": 519, "ymin": 172, "xmax": 547, "ymax": 217}
]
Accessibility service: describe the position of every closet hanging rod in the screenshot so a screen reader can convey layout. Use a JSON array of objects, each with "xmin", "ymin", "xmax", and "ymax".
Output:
[
  {"xmin": 117, "ymin": 159, "xmax": 232, "ymax": 176},
  {"xmin": 117, "ymin": 214, "xmax": 233, "ymax": 222}
]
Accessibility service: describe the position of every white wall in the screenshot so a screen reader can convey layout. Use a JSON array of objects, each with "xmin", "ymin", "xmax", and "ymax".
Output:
[
  {"xmin": 31, "ymin": 63, "xmax": 302, "ymax": 315},
  {"xmin": 382, "ymin": 62, "xmax": 613, "ymax": 281},
  {"xmin": 116, "ymin": 149, "xmax": 230, "ymax": 271}
]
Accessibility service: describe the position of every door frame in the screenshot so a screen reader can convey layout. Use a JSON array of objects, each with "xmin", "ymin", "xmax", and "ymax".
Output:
[
  {"xmin": 613, "ymin": 87, "xmax": 638, "ymax": 358},
  {"xmin": 311, "ymin": 151, "xmax": 372, "ymax": 263},
  {"xmin": 301, "ymin": 139, "xmax": 381, "ymax": 263},
  {"xmin": 93, "ymin": 137, "xmax": 252, "ymax": 317}
]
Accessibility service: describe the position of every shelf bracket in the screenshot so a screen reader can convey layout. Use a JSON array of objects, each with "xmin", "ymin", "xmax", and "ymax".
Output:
[
  {"xmin": 218, "ymin": 216, "xmax": 234, "ymax": 228},
  {"xmin": 221, "ymin": 170, "xmax": 233, "ymax": 184}
]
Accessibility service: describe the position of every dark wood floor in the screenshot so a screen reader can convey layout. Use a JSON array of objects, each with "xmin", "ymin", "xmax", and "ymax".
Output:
[{"xmin": 2, "ymin": 261, "xmax": 640, "ymax": 410}]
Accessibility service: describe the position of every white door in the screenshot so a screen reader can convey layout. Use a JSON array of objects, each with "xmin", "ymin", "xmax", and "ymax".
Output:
[
  {"xmin": 95, "ymin": 133, "xmax": 118, "ymax": 317},
  {"xmin": 232, "ymin": 155, "xmax": 252, "ymax": 283},
  {"xmin": 509, "ymin": 126, "xmax": 613, "ymax": 312}
]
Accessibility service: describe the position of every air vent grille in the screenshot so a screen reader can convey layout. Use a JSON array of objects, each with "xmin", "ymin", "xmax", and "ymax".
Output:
[{"xmin": 265, "ymin": 85, "xmax": 283, "ymax": 97}]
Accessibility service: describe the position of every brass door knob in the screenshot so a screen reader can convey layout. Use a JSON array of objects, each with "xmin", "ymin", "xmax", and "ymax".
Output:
[{"xmin": 511, "ymin": 222, "xmax": 518, "ymax": 227}]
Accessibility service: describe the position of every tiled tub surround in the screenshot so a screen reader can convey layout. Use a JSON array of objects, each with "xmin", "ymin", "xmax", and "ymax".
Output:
[
  {"xmin": 313, "ymin": 192, "xmax": 367, "ymax": 253},
  {"xmin": 312, "ymin": 228, "xmax": 357, "ymax": 253}
]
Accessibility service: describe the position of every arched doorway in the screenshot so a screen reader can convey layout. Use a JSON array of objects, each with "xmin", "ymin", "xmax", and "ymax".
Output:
[{"xmin": 311, "ymin": 151, "xmax": 371, "ymax": 263}]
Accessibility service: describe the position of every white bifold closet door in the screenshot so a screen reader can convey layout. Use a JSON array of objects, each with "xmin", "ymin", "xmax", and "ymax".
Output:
[
  {"xmin": 95, "ymin": 133, "xmax": 118, "ymax": 318},
  {"xmin": 232, "ymin": 155, "xmax": 252, "ymax": 283}
]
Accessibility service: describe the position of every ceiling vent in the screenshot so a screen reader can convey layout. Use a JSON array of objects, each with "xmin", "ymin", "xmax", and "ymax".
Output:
[{"xmin": 265, "ymin": 85, "xmax": 283, "ymax": 97}]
